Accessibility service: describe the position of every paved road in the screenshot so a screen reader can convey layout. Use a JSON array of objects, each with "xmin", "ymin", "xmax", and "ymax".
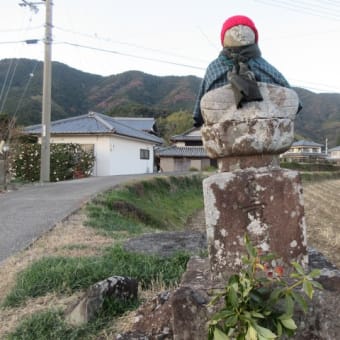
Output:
[{"xmin": 0, "ymin": 174, "xmax": 154, "ymax": 263}]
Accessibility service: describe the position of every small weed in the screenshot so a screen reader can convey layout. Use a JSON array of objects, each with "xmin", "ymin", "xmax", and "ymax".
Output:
[{"xmin": 208, "ymin": 235, "xmax": 323, "ymax": 340}]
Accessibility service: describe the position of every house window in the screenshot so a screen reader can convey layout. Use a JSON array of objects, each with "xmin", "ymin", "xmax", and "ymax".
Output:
[{"xmin": 140, "ymin": 148, "xmax": 150, "ymax": 160}]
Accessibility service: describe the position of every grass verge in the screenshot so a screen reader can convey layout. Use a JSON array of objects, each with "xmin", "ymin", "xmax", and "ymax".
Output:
[
  {"xmin": 7, "ymin": 297, "xmax": 139, "ymax": 340},
  {"xmin": 3, "ymin": 175, "xmax": 204, "ymax": 338},
  {"xmin": 85, "ymin": 175, "xmax": 204, "ymax": 235},
  {"xmin": 2, "ymin": 245, "xmax": 190, "ymax": 308}
]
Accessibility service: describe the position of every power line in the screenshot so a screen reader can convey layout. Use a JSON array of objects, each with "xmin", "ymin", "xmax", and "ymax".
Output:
[
  {"xmin": 0, "ymin": 39, "xmax": 41, "ymax": 45},
  {"xmin": 0, "ymin": 59, "xmax": 20, "ymax": 114},
  {"xmin": 53, "ymin": 25, "xmax": 209, "ymax": 64},
  {"xmin": 13, "ymin": 62, "xmax": 40, "ymax": 118},
  {"xmin": 57, "ymin": 41, "xmax": 206, "ymax": 71},
  {"xmin": 254, "ymin": 0, "xmax": 340, "ymax": 21},
  {"xmin": 0, "ymin": 25, "xmax": 43, "ymax": 33}
]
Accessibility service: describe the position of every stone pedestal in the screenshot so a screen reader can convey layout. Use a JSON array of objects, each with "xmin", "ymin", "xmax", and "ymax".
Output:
[
  {"xmin": 200, "ymin": 83, "xmax": 307, "ymax": 281},
  {"xmin": 203, "ymin": 168, "xmax": 307, "ymax": 281}
]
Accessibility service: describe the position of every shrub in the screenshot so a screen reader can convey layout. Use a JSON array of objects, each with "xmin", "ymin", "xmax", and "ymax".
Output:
[
  {"xmin": 208, "ymin": 235, "xmax": 323, "ymax": 340},
  {"xmin": 9, "ymin": 143, "xmax": 95, "ymax": 182}
]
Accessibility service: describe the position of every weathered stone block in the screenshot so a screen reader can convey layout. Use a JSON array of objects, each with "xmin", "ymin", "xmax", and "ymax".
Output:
[
  {"xmin": 202, "ymin": 118, "xmax": 293, "ymax": 158},
  {"xmin": 65, "ymin": 276, "xmax": 138, "ymax": 326},
  {"xmin": 200, "ymin": 83, "xmax": 299, "ymax": 158},
  {"xmin": 201, "ymin": 83, "xmax": 299, "ymax": 123},
  {"xmin": 203, "ymin": 168, "xmax": 308, "ymax": 281}
]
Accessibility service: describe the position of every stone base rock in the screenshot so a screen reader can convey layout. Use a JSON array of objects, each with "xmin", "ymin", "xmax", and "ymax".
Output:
[
  {"xmin": 116, "ymin": 252, "xmax": 340, "ymax": 340},
  {"xmin": 203, "ymin": 168, "xmax": 307, "ymax": 281},
  {"xmin": 65, "ymin": 276, "xmax": 138, "ymax": 326}
]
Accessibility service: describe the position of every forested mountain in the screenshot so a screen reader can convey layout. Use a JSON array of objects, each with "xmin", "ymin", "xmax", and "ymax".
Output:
[{"xmin": 1, "ymin": 58, "xmax": 340, "ymax": 146}]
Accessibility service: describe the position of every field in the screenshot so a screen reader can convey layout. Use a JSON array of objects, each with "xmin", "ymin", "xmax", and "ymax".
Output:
[
  {"xmin": 0, "ymin": 177, "xmax": 339, "ymax": 338},
  {"xmin": 303, "ymin": 179, "xmax": 340, "ymax": 267}
]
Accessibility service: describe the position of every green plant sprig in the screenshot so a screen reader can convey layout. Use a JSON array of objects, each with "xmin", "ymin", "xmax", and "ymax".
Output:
[{"xmin": 208, "ymin": 235, "xmax": 323, "ymax": 340}]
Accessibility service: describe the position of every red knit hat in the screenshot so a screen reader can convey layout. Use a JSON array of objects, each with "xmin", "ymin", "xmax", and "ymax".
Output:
[{"xmin": 220, "ymin": 15, "xmax": 258, "ymax": 45}]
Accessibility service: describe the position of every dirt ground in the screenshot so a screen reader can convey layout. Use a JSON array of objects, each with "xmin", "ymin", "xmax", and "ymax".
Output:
[
  {"xmin": 0, "ymin": 179, "xmax": 339, "ymax": 338},
  {"xmin": 303, "ymin": 179, "xmax": 340, "ymax": 268}
]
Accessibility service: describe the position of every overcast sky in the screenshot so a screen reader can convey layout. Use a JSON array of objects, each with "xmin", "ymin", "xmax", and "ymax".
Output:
[{"xmin": 1, "ymin": 0, "xmax": 340, "ymax": 93}]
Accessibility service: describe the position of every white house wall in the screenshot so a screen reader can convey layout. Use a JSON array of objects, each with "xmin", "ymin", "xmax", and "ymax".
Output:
[
  {"xmin": 109, "ymin": 136, "xmax": 154, "ymax": 175},
  {"xmin": 50, "ymin": 135, "xmax": 155, "ymax": 176}
]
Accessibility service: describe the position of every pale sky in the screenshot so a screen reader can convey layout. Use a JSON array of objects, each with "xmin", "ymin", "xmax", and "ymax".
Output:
[{"xmin": 1, "ymin": 0, "xmax": 340, "ymax": 93}]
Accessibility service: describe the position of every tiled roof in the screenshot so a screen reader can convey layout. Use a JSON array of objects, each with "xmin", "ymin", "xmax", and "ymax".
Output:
[
  {"xmin": 329, "ymin": 146, "xmax": 340, "ymax": 152},
  {"xmin": 171, "ymin": 127, "xmax": 202, "ymax": 142},
  {"xmin": 292, "ymin": 140, "xmax": 323, "ymax": 147},
  {"xmin": 156, "ymin": 146, "xmax": 208, "ymax": 157},
  {"xmin": 283, "ymin": 152, "xmax": 326, "ymax": 158},
  {"xmin": 24, "ymin": 112, "xmax": 163, "ymax": 144},
  {"xmin": 109, "ymin": 116, "xmax": 156, "ymax": 133}
]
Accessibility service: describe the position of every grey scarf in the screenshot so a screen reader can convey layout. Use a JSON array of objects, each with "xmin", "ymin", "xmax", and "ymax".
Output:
[{"xmin": 221, "ymin": 44, "xmax": 263, "ymax": 108}]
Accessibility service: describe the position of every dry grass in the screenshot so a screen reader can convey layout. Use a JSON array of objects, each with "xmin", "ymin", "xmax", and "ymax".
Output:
[
  {"xmin": 0, "ymin": 208, "xmax": 113, "ymax": 338},
  {"xmin": 0, "ymin": 179, "xmax": 339, "ymax": 338},
  {"xmin": 303, "ymin": 179, "xmax": 340, "ymax": 267}
]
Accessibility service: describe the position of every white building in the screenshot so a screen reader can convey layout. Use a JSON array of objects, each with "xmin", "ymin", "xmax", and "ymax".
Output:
[
  {"xmin": 328, "ymin": 146, "xmax": 340, "ymax": 164},
  {"xmin": 24, "ymin": 112, "xmax": 163, "ymax": 176},
  {"xmin": 280, "ymin": 140, "xmax": 326, "ymax": 163}
]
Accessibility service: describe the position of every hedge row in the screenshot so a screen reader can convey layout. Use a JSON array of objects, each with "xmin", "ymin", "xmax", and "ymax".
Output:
[{"xmin": 9, "ymin": 143, "xmax": 95, "ymax": 182}]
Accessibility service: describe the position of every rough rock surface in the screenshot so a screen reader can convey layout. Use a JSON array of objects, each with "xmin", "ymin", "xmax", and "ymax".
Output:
[
  {"xmin": 65, "ymin": 276, "xmax": 138, "ymax": 326},
  {"xmin": 203, "ymin": 168, "xmax": 307, "ymax": 280},
  {"xmin": 115, "ymin": 251, "xmax": 339, "ymax": 340},
  {"xmin": 123, "ymin": 231, "xmax": 207, "ymax": 257},
  {"xmin": 200, "ymin": 83, "xmax": 299, "ymax": 158}
]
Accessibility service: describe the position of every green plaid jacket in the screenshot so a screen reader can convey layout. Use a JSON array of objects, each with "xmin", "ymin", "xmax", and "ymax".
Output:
[{"xmin": 193, "ymin": 54, "xmax": 291, "ymax": 127}]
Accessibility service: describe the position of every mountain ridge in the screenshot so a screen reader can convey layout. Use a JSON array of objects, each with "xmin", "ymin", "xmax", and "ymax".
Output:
[{"xmin": 1, "ymin": 58, "xmax": 339, "ymax": 147}]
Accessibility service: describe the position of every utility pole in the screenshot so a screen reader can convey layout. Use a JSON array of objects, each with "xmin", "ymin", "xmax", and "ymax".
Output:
[
  {"xmin": 19, "ymin": 0, "xmax": 52, "ymax": 182},
  {"xmin": 40, "ymin": 0, "xmax": 53, "ymax": 182}
]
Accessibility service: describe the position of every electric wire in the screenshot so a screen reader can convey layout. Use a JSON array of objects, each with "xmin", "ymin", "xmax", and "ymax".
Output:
[
  {"xmin": 0, "ymin": 2, "xmax": 40, "ymax": 118},
  {"xmin": 13, "ymin": 61, "xmax": 39, "ymax": 119},
  {"xmin": 57, "ymin": 41, "xmax": 206, "ymax": 71},
  {"xmin": 0, "ymin": 60, "xmax": 15, "ymax": 104},
  {"xmin": 0, "ymin": 59, "xmax": 20, "ymax": 114},
  {"xmin": 254, "ymin": 0, "xmax": 340, "ymax": 21},
  {"xmin": 0, "ymin": 25, "xmax": 43, "ymax": 33},
  {"xmin": 53, "ymin": 25, "xmax": 209, "ymax": 64}
]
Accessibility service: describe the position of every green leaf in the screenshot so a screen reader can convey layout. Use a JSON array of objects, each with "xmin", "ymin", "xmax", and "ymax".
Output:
[
  {"xmin": 250, "ymin": 291, "xmax": 265, "ymax": 304},
  {"xmin": 303, "ymin": 280, "xmax": 314, "ymax": 299},
  {"xmin": 311, "ymin": 280, "xmax": 323, "ymax": 290},
  {"xmin": 244, "ymin": 234, "xmax": 257, "ymax": 258},
  {"xmin": 213, "ymin": 327, "xmax": 230, "ymax": 340},
  {"xmin": 228, "ymin": 286, "xmax": 239, "ymax": 308},
  {"xmin": 284, "ymin": 294, "xmax": 294, "ymax": 315},
  {"xmin": 224, "ymin": 315, "xmax": 239, "ymax": 327},
  {"xmin": 254, "ymin": 324, "xmax": 277, "ymax": 339},
  {"xmin": 211, "ymin": 310, "xmax": 235, "ymax": 322},
  {"xmin": 277, "ymin": 321, "xmax": 283, "ymax": 336},
  {"xmin": 245, "ymin": 325, "xmax": 258, "ymax": 340},
  {"xmin": 291, "ymin": 262, "xmax": 305, "ymax": 275},
  {"xmin": 278, "ymin": 313, "xmax": 293, "ymax": 320},
  {"xmin": 280, "ymin": 318, "xmax": 297, "ymax": 330},
  {"xmin": 308, "ymin": 269, "xmax": 321, "ymax": 278},
  {"xmin": 269, "ymin": 287, "xmax": 282, "ymax": 302},
  {"xmin": 209, "ymin": 293, "xmax": 223, "ymax": 306},
  {"xmin": 291, "ymin": 290, "xmax": 308, "ymax": 313},
  {"xmin": 251, "ymin": 311, "xmax": 265, "ymax": 319}
]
